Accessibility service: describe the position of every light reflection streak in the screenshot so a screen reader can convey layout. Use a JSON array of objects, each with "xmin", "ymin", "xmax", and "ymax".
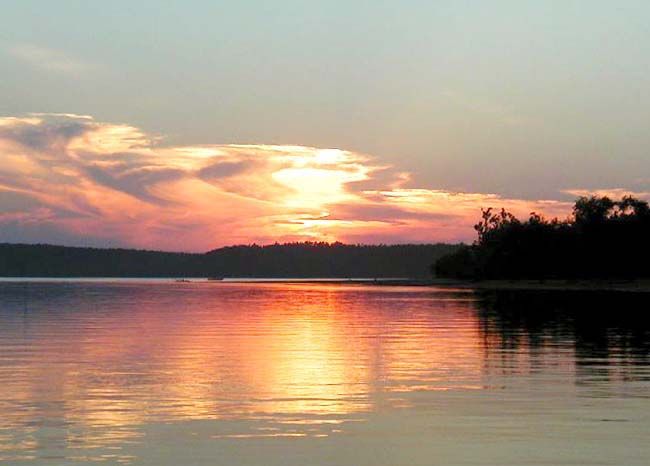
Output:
[{"xmin": 0, "ymin": 283, "xmax": 488, "ymax": 461}]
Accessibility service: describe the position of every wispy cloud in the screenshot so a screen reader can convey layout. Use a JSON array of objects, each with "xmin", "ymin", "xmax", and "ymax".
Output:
[
  {"xmin": 6, "ymin": 44, "xmax": 99, "ymax": 78},
  {"xmin": 0, "ymin": 113, "xmax": 585, "ymax": 251},
  {"xmin": 562, "ymin": 188, "xmax": 650, "ymax": 200}
]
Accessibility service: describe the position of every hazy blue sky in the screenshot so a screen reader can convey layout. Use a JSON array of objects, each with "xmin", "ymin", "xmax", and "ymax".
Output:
[{"xmin": 2, "ymin": 1, "xmax": 649, "ymax": 200}]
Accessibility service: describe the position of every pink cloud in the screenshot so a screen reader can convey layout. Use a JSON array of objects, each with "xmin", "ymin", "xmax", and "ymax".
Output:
[{"xmin": 0, "ymin": 113, "xmax": 595, "ymax": 251}]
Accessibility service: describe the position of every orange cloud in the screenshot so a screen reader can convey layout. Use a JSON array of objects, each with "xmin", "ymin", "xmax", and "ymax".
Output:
[
  {"xmin": 562, "ymin": 188, "xmax": 650, "ymax": 200},
  {"xmin": 0, "ymin": 113, "xmax": 580, "ymax": 251}
]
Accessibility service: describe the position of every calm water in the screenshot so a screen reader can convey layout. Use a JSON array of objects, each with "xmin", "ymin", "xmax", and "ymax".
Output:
[{"xmin": 0, "ymin": 281, "xmax": 648, "ymax": 465}]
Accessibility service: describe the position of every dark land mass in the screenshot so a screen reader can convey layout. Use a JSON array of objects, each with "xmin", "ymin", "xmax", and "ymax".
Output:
[
  {"xmin": 0, "ymin": 242, "xmax": 460, "ymax": 278},
  {"xmin": 435, "ymin": 195, "xmax": 650, "ymax": 281}
]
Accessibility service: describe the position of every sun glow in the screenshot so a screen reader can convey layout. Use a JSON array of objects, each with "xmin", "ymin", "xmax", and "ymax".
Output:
[
  {"xmin": 0, "ymin": 283, "xmax": 487, "ymax": 443},
  {"xmin": 272, "ymin": 167, "xmax": 366, "ymax": 208}
]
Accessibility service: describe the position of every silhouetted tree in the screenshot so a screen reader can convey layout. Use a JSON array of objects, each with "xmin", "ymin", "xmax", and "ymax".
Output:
[
  {"xmin": 434, "ymin": 196, "xmax": 650, "ymax": 280},
  {"xmin": 573, "ymin": 196, "xmax": 615, "ymax": 225}
]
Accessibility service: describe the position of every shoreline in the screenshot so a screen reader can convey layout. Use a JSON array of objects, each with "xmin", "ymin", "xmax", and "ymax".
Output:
[
  {"xmin": 374, "ymin": 278, "xmax": 650, "ymax": 293},
  {"xmin": 2, "ymin": 276, "xmax": 650, "ymax": 292}
]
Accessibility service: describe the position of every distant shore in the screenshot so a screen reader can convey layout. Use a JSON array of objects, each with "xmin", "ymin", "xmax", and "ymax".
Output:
[
  {"xmin": 2, "ymin": 276, "xmax": 650, "ymax": 292},
  {"xmin": 213, "ymin": 277, "xmax": 650, "ymax": 293}
]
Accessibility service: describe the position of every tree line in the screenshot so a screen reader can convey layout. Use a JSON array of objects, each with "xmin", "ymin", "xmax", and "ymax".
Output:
[
  {"xmin": 434, "ymin": 196, "xmax": 650, "ymax": 280},
  {"xmin": 0, "ymin": 241, "xmax": 459, "ymax": 278}
]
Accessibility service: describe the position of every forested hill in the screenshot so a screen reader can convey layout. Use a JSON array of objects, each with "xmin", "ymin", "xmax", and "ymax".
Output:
[{"xmin": 0, "ymin": 242, "xmax": 460, "ymax": 278}]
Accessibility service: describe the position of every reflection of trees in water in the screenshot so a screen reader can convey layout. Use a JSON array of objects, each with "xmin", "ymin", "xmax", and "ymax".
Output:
[{"xmin": 476, "ymin": 290, "xmax": 650, "ymax": 386}]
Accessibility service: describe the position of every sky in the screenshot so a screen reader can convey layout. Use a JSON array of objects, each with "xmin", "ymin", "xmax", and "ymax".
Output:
[{"xmin": 1, "ymin": 1, "xmax": 649, "ymax": 251}]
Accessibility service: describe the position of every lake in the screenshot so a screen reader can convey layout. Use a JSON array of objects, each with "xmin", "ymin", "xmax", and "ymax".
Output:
[{"xmin": 0, "ymin": 280, "xmax": 648, "ymax": 465}]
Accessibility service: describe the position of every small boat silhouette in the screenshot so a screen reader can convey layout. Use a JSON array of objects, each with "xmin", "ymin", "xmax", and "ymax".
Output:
[{"xmin": 207, "ymin": 277, "xmax": 224, "ymax": 281}]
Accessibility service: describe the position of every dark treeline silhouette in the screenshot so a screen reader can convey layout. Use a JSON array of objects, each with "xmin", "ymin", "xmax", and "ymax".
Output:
[
  {"xmin": 435, "ymin": 196, "xmax": 650, "ymax": 279},
  {"xmin": 0, "ymin": 242, "xmax": 459, "ymax": 278}
]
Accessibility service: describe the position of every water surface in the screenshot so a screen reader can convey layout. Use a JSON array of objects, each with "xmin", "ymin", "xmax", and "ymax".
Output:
[{"xmin": 0, "ymin": 281, "xmax": 648, "ymax": 465}]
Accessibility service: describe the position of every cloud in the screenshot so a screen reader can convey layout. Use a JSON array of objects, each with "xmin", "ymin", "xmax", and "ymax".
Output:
[
  {"xmin": 6, "ymin": 44, "xmax": 99, "ymax": 78},
  {"xmin": 327, "ymin": 204, "xmax": 456, "ymax": 224},
  {"xmin": 82, "ymin": 165, "xmax": 186, "ymax": 205},
  {"xmin": 562, "ymin": 188, "xmax": 650, "ymax": 200},
  {"xmin": 0, "ymin": 113, "xmax": 590, "ymax": 251},
  {"xmin": 198, "ymin": 161, "xmax": 253, "ymax": 180}
]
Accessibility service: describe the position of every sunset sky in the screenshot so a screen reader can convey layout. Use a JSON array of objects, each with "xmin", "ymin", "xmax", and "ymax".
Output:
[{"xmin": 2, "ymin": 1, "xmax": 649, "ymax": 251}]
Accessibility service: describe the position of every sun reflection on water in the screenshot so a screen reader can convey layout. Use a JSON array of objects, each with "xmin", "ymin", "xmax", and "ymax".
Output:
[{"xmin": 0, "ymin": 282, "xmax": 496, "ymax": 462}]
